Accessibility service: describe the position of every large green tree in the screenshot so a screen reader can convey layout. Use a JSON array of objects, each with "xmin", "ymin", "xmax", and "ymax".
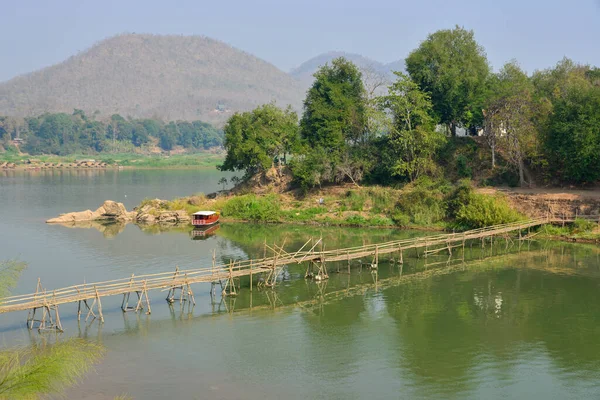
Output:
[
  {"xmin": 545, "ymin": 82, "xmax": 600, "ymax": 183},
  {"xmin": 380, "ymin": 73, "xmax": 446, "ymax": 182},
  {"xmin": 219, "ymin": 103, "xmax": 299, "ymax": 176},
  {"xmin": 406, "ymin": 26, "xmax": 490, "ymax": 134},
  {"xmin": 300, "ymin": 57, "xmax": 368, "ymax": 151}
]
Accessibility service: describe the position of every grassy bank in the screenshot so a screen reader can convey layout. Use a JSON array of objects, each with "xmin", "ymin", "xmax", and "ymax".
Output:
[
  {"xmin": 0, "ymin": 152, "xmax": 225, "ymax": 169},
  {"xmin": 538, "ymin": 218, "xmax": 600, "ymax": 242},
  {"xmin": 149, "ymin": 179, "xmax": 525, "ymax": 231}
]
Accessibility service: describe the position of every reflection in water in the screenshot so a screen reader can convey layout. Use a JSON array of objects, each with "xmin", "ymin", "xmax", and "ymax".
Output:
[
  {"xmin": 190, "ymin": 223, "xmax": 220, "ymax": 240},
  {"xmin": 50, "ymin": 220, "xmax": 128, "ymax": 239},
  {"xmin": 54, "ymin": 238, "xmax": 600, "ymax": 399}
]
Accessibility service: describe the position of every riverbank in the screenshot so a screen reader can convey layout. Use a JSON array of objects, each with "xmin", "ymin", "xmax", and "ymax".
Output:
[
  {"xmin": 142, "ymin": 180, "xmax": 524, "ymax": 231},
  {"xmin": 0, "ymin": 151, "xmax": 225, "ymax": 169}
]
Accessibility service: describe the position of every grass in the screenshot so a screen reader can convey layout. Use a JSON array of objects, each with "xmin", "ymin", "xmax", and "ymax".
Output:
[
  {"xmin": 540, "ymin": 218, "xmax": 600, "ymax": 241},
  {"xmin": 0, "ymin": 339, "xmax": 105, "ymax": 400},
  {"xmin": 132, "ymin": 180, "xmax": 531, "ymax": 231}
]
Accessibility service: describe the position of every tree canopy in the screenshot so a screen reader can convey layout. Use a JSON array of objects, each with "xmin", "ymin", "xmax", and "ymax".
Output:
[
  {"xmin": 300, "ymin": 57, "xmax": 368, "ymax": 152},
  {"xmin": 219, "ymin": 103, "xmax": 299, "ymax": 176},
  {"xmin": 406, "ymin": 26, "xmax": 490, "ymax": 133},
  {"xmin": 379, "ymin": 72, "xmax": 445, "ymax": 181},
  {"xmin": 0, "ymin": 111, "xmax": 223, "ymax": 155}
]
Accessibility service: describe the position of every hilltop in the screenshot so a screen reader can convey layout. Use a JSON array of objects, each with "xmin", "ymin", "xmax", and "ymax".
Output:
[
  {"xmin": 290, "ymin": 51, "xmax": 405, "ymax": 88},
  {"xmin": 0, "ymin": 34, "xmax": 304, "ymax": 124}
]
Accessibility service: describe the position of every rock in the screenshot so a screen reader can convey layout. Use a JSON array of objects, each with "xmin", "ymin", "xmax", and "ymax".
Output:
[
  {"xmin": 47, "ymin": 210, "xmax": 97, "ymax": 224},
  {"xmin": 95, "ymin": 200, "xmax": 130, "ymax": 221},
  {"xmin": 47, "ymin": 200, "xmax": 133, "ymax": 223}
]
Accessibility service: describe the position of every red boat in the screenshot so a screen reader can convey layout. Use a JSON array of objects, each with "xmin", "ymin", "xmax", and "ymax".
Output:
[{"xmin": 192, "ymin": 211, "xmax": 219, "ymax": 227}]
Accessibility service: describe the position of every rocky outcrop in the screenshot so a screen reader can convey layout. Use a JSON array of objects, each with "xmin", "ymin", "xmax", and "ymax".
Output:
[
  {"xmin": 47, "ymin": 200, "xmax": 135, "ymax": 223},
  {"xmin": 47, "ymin": 199, "xmax": 191, "ymax": 225},
  {"xmin": 133, "ymin": 199, "xmax": 191, "ymax": 224}
]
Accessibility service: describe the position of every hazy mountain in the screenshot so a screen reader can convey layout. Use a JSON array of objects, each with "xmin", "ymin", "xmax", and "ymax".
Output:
[
  {"xmin": 0, "ymin": 34, "xmax": 304, "ymax": 124},
  {"xmin": 290, "ymin": 51, "xmax": 405, "ymax": 88}
]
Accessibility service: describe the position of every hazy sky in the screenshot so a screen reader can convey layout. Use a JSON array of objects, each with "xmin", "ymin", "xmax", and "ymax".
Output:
[{"xmin": 1, "ymin": 0, "xmax": 599, "ymax": 82}]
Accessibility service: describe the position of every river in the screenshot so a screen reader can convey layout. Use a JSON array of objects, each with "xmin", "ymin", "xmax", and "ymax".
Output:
[{"xmin": 1, "ymin": 169, "xmax": 599, "ymax": 399}]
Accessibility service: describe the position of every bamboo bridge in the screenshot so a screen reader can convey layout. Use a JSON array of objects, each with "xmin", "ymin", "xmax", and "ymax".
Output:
[{"xmin": 0, "ymin": 218, "xmax": 561, "ymax": 331}]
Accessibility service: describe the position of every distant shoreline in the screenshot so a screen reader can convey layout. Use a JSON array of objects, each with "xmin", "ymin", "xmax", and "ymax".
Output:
[{"xmin": 0, "ymin": 151, "xmax": 226, "ymax": 170}]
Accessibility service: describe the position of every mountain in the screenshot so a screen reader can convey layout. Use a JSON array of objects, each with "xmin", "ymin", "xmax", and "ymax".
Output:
[
  {"xmin": 290, "ymin": 51, "xmax": 405, "ymax": 89},
  {"xmin": 0, "ymin": 34, "xmax": 304, "ymax": 124}
]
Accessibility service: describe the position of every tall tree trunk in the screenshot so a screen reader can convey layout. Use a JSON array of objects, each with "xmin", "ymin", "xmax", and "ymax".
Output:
[
  {"xmin": 491, "ymin": 141, "xmax": 496, "ymax": 168},
  {"xmin": 518, "ymin": 158, "xmax": 526, "ymax": 187}
]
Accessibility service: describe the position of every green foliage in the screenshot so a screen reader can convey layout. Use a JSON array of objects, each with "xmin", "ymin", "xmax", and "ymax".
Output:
[
  {"xmin": 294, "ymin": 57, "xmax": 371, "ymax": 188},
  {"xmin": 219, "ymin": 103, "xmax": 299, "ymax": 176},
  {"xmin": 222, "ymin": 194, "xmax": 282, "ymax": 222},
  {"xmin": 344, "ymin": 214, "xmax": 368, "ymax": 226},
  {"xmin": 572, "ymin": 218, "xmax": 596, "ymax": 233},
  {"xmin": 300, "ymin": 57, "xmax": 367, "ymax": 151},
  {"xmin": 0, "ymin": 260, "xmax": 27, "ymax": 302},
  {"xmin": 391, "ymin": 211, "xmax": 411, "ymax": 227},
  {"xmin": 544, "ymin": 83, "xmax": 600, "ymax": 183},
  {"xmin": 456, "ymin": 155, "xmax": 472, "ymax": 178},
  {"xmin": 289, "ymin": 147, "xmax": 330, "ymax": 191},
  {"xmin": 0, "ymin": 339, "xmax": 104, "ymax": 399},
  {"xmin": 484, "ymin": 61, "xmax": 539, "ymax": 186},
  {"xmin": 396, "ymin": 182, "xmax": 447, "ymax": 226},
  {"xmin": 1, "ymin": 110, "xmax": 222, "ymax": 156},
  {"xmin": 379, "ymin": 73, "xmax": 446, "ymax": 181},
  {"xmin": 343, "ymin": 190, "xmax": 366, "ymax": 211},
  {"xmin": 406, "ymin": 26, "xmax": 490, "ymax": 130},
  {"xmin": 454, "ymin": 192, "xmax": 523, "ymax": 229}
]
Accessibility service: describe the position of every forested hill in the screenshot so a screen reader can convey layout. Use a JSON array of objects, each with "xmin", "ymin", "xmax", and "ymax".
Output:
[
  {"xmin": 0, "ymin": 34, "xmax": 304, "ymax": 124},
  {"xmin": 290, "ymin": 51, "xmax": 405, "ymax": 88}
]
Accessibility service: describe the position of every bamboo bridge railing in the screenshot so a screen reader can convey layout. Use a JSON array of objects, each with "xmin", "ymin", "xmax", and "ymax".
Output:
[{"xmin": 0, "ymin": 217, "xmax": 560, "ymax": 331}]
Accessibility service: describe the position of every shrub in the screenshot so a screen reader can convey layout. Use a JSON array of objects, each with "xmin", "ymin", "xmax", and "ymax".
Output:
[
  {"xmin": 391, "ymin": 211, "xmax": 411, "ymax": 227},
  {"xmin": 396, "ymin": 186, "xmax": 446, "ymax": 226},
  {"xmin": 344, "ymin": 190, "xmax": 366, "ymax": 211},
  {"xmin": 454, "ymin": 193, "xmax": 522, "ymax": 229},
  {"xmin": 344, "ymin": 214, "xmax": 367, "ymax": 226},
  {"xmin": 369, "ymin": 215, "xmax": 394, "ymax": 226},
  {"xmin": 222, "ymin": 194, "xmax": 281, "ymax": 222},
  {"xmin": 456, "ymin": 154, "xmax": 472, "ymax": 178},
  {"xmin": 572, "ymin": 218, "xmax": 596, "ymax": 233}
]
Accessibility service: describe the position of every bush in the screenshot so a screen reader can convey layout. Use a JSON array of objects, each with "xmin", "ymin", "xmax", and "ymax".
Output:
[
  {"xmin": 454, "ymin": 193, "xmax": 522, "ymax": 229},
  {"xmin": 369, "ymin": 215, "xmax": 394, "ymax": 226},
  {"xmin": 572, "ymin": 218, "xmax": 596, "ymax": 233},
  {"xmin": 222, "ymin": 194, "xmax": 281, "ymax": 222},
  {"xmin": 344, "ymin": 190, "xmax": 366, "ymax": 211},
  {"xmin": 391, "ymin": 212, "xmax": 411, "ymax": 227},
  {"xmin": 344, "ymin": 214, "xmax": 367, "ymax": 226},
  {"xmin": 396, "ymin": 185, "xmax": 446, "ymax": 226},
  {"xmin": 456, "ymin": 154, "xmax": 472, "ymax": 178}
]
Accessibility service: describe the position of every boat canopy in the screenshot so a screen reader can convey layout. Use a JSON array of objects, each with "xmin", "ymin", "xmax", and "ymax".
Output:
[{"xmin": 193, "ymin": 211, "xmax": 216, "ymax": 216}]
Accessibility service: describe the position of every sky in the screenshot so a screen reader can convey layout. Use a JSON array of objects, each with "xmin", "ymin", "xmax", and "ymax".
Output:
[{"xmin": 0, "ymin": 0, "xmax": 599, "ymax": 82}]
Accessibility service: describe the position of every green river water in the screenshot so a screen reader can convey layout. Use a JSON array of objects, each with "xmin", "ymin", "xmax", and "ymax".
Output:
[{"xmin": 0, "ymin": 169, "xmax": 599, "ymax": 399}]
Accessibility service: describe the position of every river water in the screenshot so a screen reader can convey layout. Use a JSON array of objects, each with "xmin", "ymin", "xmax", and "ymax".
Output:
[{"xmin": 1, "ymin": 169, "xmax": 600, "ymax": 399}]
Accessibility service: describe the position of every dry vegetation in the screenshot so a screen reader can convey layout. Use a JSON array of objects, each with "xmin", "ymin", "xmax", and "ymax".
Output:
[{"xmin": 0, "ymin": 34, "xmax": 304, "ymax": 124}]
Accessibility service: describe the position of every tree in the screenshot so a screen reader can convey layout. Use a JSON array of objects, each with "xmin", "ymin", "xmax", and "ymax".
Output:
[
  {"xmin": 219, "ymin": 103, "xmax": 299, "ymax": 176},
  {"xmin": 406, "ymin": 26, "xmax": 490, "ymax": 134},
  {"xmin": 218, "ymin": 177, "xmax": 228, "ymax": 191},
  {"xmin": 484, "ymin": 62, "xmax": 540, "ymax": 187},
  {"xmin": 545, "ymin": 83, "xmax": 600, "ymax": 183},
  {"xmin": 379, "ymin": 73, "xmax": 446, "ymax": 182},
  {"xmin": 300, "ymin": 57, "xmax": 368, "ymax": 151}
]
